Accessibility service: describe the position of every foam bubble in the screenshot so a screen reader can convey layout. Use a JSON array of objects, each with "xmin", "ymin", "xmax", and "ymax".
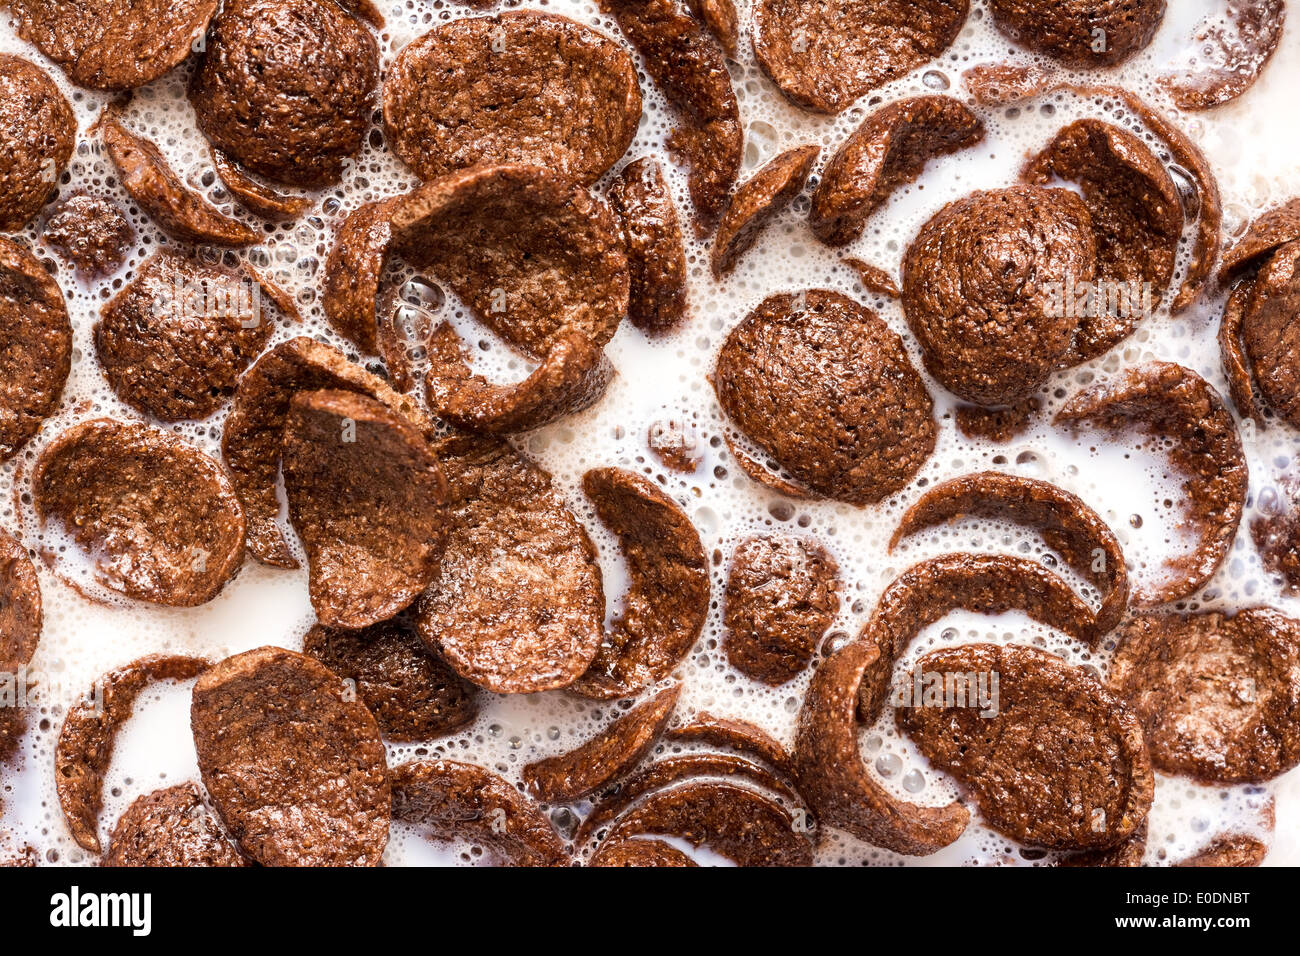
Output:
[{"xmin": 1, "ymin": 0, "xmax": 1297, "ymax": 867}]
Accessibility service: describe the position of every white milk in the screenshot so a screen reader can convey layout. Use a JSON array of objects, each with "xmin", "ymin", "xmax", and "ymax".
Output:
[{"xmin": 1, "ymin": 0, "xmax": 1297, "ymax": 866}]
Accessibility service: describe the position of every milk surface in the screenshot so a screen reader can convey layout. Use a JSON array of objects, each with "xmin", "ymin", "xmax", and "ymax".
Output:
[{"xmin": 1, "ymin": 0, "xmax": 1297, "ymax": 866}]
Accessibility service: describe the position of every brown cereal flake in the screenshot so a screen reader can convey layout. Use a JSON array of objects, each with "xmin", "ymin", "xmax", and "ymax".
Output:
[
  {"xmin": 523, "ymin": 685, "xmax": 680, "ymax": 803},
  {"xmin": 793, "ymin": 639, "xmax": 971, "ymax": 855},
  {"xmin": 1108, "ymin": 608, "xmax": 1300, "ymax": 784},
  {"xmin": 303, "ymin": 619, "xmax": 479, "ymax": 743},
  {"xmin": 188, "ymin": 0, "xmax": 379, "ymax": 187},
  {"xmin": 723, "ymin": 534, "xmax": 841, "ymax": 685},
  {"xmin": 413, "ymin": 435, "xmax": 605, "ymax": 695},
  {"xmin": 281, "ymin": 389, "xmax": 448, "ymax": 630},
  {"xmin": 192, "ymin": 646, "xmax": 390, "ymax": 867},
  {"xmin": 56, "ymin": 655, "xmax": 210, "ymax": 853},
  {"xmin": 571, "ymin": 468, "xmax": 710, "ymax": 699},
  {"xmin": 95, "ymin": 250, "xmax": 275, "ymax": 422},
  {"xmin": 384, "ymin": 12, "xmax": 641, "ymax": 187},
  {"xmin": 901, "ymin": 186, "xmax": 1097, "ymax": 407},
  {"xmin": 34, "ymin": 419, "xmax": 246, "ymax": 606},
  {"xmin": 99, "ymin": 109, "xmax": 259, "ymax": 248},
  {"xmin": 0, "ymin": 238, "xmax": 72, "ymax": 462},
  {"xmin": 13, "ymin": 0, "xmax": 218, "ymax": 91},
  {"xmin": 752, "ymin": 0, "xmax": 968, "ymax": 114},
  {"xmin": 898, "ymin": 642, "xmax": 1154, "ymax": 851},
  {"xmin": 0, "ymin": 56, "xmax": 75, "ymax": 232},
  {"xmin": 607, "ymin": 157, "xmax": 690, "ymax": 334},
  {"xmin": 1054, "ymin": 362, "xmax": 1248, "ymax": 605},
  {"xmin": 811, "ymin": 96, "xmax": 984, "ymax": 247},
  {"xmin": 103, "ymin": 783, "xmax": 249, "ymax": 868},
  {"xmin": 390, "ymin": 759, "xmax": 565, "ymax": 866},
  {"xmin": 715, "ymin": 289, "xmax": 936, "ymax": 504}
]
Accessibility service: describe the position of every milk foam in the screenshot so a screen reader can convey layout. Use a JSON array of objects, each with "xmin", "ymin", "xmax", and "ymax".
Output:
[{"xmin": 1, "ymin": 0, "xmax": 1297, "ymax": 866}]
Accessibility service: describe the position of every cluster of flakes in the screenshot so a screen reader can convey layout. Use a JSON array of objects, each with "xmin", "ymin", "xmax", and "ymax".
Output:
[{"xmin": 0, "ymin": 0, "xmax": 1296, "ymax": 868}]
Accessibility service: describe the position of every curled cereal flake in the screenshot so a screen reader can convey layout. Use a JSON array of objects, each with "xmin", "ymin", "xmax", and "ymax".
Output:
[
  {"xmin": 303, "ymin": 619, "xmax": 478, "ymax": 743},
  {"xmin": 41, "ymin": 196, "xmax": 134, "ymax": 279},
  {"xmin": 591, "ymin": 837, "xmax": 697, "ymax": 866},
  {"xmin": 390, "ymin": 759, "xmax": 565, "ymax": 866},
  {"xmin": 281, "ymin": 389, "xmax": 448, "ymax": 630},
  {"xmin": 607, "ymin": 157, "xmax": 690, "ymax": 334},
  {"xmin": 390, "ymin": 164, "xmax": 628, "ymax": 359},
  {"xmin": 1176, "ymin": 834, "xmax": 1269, "ymax": 867},
  {"xmin": 1219, "ymin": 280, "xmax": 1264, "ymax": 425},
  {"xmin": 384, "ymin": 12, "xmax": 641, "ymax": 186},
  {"xmin": 599, "ymin": 0, "xmax": 741, "ymax": 230},
  {"xmin": 424, "ymin": 322, "xmax": 614, "ymax": 435},
  {"xmin": 13, "ymin": 0, "xmax": 218, "ymax": 91},
  {"xmin": 320, "ymin": 197, "xmax": 411, "ymax": 387},
  {"xmin": 985, "ymin": 0, "xmax": 1164, "ymax": 67},
  {"xmin": 715, "ymin": 289, "xmax": 936, "ymax": 504},
  {"xmin": 0, "ymin": 529, "xmax": 41, "ymax": 675},
  {"xmin": 712, "ymin": 145, "xmax": 819, "ymax": 276},
  {"xmin": 192, "ymin": 647, "xmax": 390, "ymax": 867},
  {"xmin": 1252, "ymin": 475, "xmax": 1300, "ymax": 593},
  {"xmin": 1108, "ymin": 608, "xmax": 1300, "ymax": 784},
  {"xmin": 104, "ymin": 783, "xmax": 249, "ymax": 868},
  {"xmin": 0, "ymin": 56, "xmax": 75, "ymax": 232},
  {"xmin": 523, "ymin": 685, "xmax": 680, "ymax": 803},
  {"xmin": 1219, "ymin": 197, "xmax": 1300, "ymax": 283},
  {"xmin": 221, "ymin": 337, "xmax": 422, "ymax": 568},
  {"xmin": 1093, "ymin": 88, "xmax": 1221, "ymax": 314},
  {"xmin": 811, "ymin": 96, "xmax": 984, "ymax": 247},
  {"xmin": 325, "ymin": 165, "xmax": 628, "ymax": 402},
  {"xmin": 34, "ymin": 420, "xmax": 246, "ymax": 607},
  {"xmin": 902, "ymin": 185, "xmax": 1097, "ymax": 407},
  {"xmin": 945, "ymin": 82, "xmax": 1222, "ymax": 315},
  {"xmin": 687, "ymin": 0, "xmax": 739, "ymax": 58},
  {"xmin": 666, "ymin": 713, "xmax": 793, "ymax": 775},
  {"xmin": 601, "ymin": 779, "xmax": 813, "ymax": 866},
  {"xmin": 1023, "ymin": 120, "xmax": 1182, "ymax": 362},
  {"xmin": 1077, "ymin": 86, "xmax": 1220, "ymax": 313},
  {"xmin": 95, "ymin": 250, "xmax": 276, "ymax": 423},
  {"xmin": 889, "ymin": 472, "xmax": 1130, "ymax": 640},
  {"xmin": 56, "ymin": 655, "xmax": 209, "ymax": 853},
  {"xmin": 723, "ymin": 534, "xmax": 841, "ymax": 685},
  {"xmin": 855, "ymin": 553, "xmax": 1096, "ymax": 724},
  {"xmin": 1225, "ymin": 241, "xmax": 1300, "ymax": 427},
  {"xmin": 0, "ymin": 238, "xmax": 72, "ymax": 462},
  {"xmin": 845, "ymin": 258, "xmax": 901, "ymax": 299},
  {"xmin": 898, "ymin": 642, "xmax": 1154, "ymax": 851},
  {"xmin": 212, "ymin": 150, "xmax": 310, "ymax": 222},
  {"xmin": 752, "ymin": 0, "xmax": 968, "ymax": 114},
  {"xmin": 1161, "ymin": 0, "xmax": 1285, "ymax": 111},
  {"xmin": 576, "ymin": 752, "xmax": 802, "ymax": 847},
  {"xmin": 793, "ymin": 639, "xmax": 970, "ymax": 855},
  {"xmin": 1054, "ymin": 362, "xmax": 1248, "ymax": 605},
  {"xmin": 413, "ymin": 435, "xmax": 604, "ymax": 695},
  {"xmin": 571, "ymin": 468, "xmax": 710, "ymax": 699},
  {"xmin": 99, "ymin": 109, "xmax": 258, "ymax": 248},
  {"xmin": 188, "ymin": 0, "xmax": 379, "ymax": 187},
  {"xmin": 723, "ymin": 435, "xmax": 821, "ymax": 500}
]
